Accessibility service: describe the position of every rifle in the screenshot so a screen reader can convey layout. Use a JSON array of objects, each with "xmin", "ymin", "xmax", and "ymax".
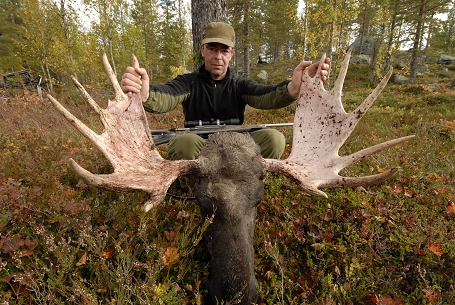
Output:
[{"xmin": 151, "ymin": 119, "xmax": 293, "ymax": 145}]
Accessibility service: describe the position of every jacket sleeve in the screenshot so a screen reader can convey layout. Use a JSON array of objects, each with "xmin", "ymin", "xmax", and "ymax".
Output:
[
  {"xmin": 142, "ymin": 75, "xmax": 191, "ymax": 113},
  {"xmin": 238, "ymin": 78, "xmax": 297, "ymax": 109}
]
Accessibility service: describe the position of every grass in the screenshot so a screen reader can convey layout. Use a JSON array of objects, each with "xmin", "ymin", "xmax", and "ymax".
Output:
[{"xmin": 0, "ymin": 61, "xmax": 454, "ymax": 304}]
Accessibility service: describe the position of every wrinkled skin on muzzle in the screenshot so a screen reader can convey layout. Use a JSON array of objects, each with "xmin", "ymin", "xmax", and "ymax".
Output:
[{"xmin": 194, "ymin": 132, "xmax": 264, "ymax": 305}]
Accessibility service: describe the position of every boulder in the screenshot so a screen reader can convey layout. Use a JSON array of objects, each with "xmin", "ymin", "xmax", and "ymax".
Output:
[
  {"xmin": 348, "ymin": 36, "xmax": 379, "ymax": 55},
  {"xmin": 392, "ymin": 74, "xmax": 414, "ymax": 84},
  {"xmin": 436, "ymin": 54, "xmax": 455, "ymax": 64},
  {"xmin": 349, "ymin": 54, "xmax": 371, "ymax": 65},
  {"xmin": 257, "ymin": 70, "xmax": 268, "ymax": 82}
]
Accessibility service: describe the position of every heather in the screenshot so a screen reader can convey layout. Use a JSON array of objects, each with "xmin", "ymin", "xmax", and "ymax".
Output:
[{"xmin": 0, "ymin": 62, "xmax": 454, "ymax": 304}]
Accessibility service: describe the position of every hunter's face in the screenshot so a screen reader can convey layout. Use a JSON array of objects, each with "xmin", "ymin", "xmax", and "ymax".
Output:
[{"xmin": 201, "ymin": 43, "xmax": 234, "ymax": 80}]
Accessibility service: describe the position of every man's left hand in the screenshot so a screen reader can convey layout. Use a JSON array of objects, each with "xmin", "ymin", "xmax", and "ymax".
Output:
[{"xmin": 287, "ymin": 56, "xmax": 331, "ymax": 98}]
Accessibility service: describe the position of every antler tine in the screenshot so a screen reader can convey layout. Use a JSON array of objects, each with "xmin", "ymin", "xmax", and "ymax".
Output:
[
  {"xmin": 102, "ymin": 53, "xmax": 125, "ymax": 101},
  {"xmin": 339, "ymin": 135, "xmax": 415, "ymax": 170},
  {"xmin": 351, "ymin": 67, "xmax": 393, "ymax": 122},
  {"xmin": 132, "ymin": 54, "xmax": 140, "ymax": 69},
  {"xmin": 263, "ymin": 51, "xmax": 414, "ymax": 197},
  {"xmin": 319, "ymin": 168, "xmax": 401, "ymax": 189},
  {"xmin": 47, "ymin": 94, "xmax": 103, "ymax": 150},
  {"xmin": 332, "ymin": 49, "xmax": 351, "ymax": 99},
  {"xmin": 71, "ymin": 75, "xmax": 102, "ymax": 115}
]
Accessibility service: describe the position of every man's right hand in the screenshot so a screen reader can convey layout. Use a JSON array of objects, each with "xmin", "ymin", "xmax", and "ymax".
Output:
[{"xmin": 121, "ymin": 66, "xmax": 150, "ymax": 103}]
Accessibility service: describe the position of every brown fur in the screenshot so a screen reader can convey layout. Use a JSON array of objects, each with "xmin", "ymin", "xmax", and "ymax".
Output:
[{"xmin": 195, "ymin": 132, "xmax": 264, "ymax": 304}]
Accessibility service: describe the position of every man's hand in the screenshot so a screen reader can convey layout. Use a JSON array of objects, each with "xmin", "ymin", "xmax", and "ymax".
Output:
[
  {"xmin": 287, "ymin": 56, "xmax": 331, "ymax": 98},
  {"xmin": 121, "ymin": 66, "xmax": 150, "ymax": 103}
]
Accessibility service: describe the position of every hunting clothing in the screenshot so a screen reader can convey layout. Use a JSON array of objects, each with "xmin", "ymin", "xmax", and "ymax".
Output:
[{"xmin": 143, "ymin": 65, "xmax": 296, "ymax": 160}]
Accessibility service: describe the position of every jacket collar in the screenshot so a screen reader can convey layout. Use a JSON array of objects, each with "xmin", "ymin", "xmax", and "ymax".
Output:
[{"xmin": 198, "ymin": 64, "xmax": 232, "ymax": 82}]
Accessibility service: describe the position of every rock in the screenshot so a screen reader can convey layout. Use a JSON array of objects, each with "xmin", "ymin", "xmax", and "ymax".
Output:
[
  {"xmin": 257, "ymin": 70, "xmax": 268, "ymax": 82},
  {"xmin": 350, "ymin": 54, "xmax": 371, "ymax": 65},
  {"xmin": 392, "ymin": 74, "xmax": 414, "ymax": 84},
  {"xmin": 436, "ymin": 54, "xmax": 455, "ymax": 64},
  {"xmin": 348, "ymin": 36, "xmax": 379, "ymax": 55}
]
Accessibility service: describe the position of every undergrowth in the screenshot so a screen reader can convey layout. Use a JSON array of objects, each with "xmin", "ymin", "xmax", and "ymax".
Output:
[{"xmin": 0, "ymin": 61, "xmax": 454, "ymax": 304}]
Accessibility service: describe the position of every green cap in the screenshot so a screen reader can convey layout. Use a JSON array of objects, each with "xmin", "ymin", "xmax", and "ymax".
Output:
[{"xmin": 202, "ymin": 22, "xmax": 235, "ymax": 48}]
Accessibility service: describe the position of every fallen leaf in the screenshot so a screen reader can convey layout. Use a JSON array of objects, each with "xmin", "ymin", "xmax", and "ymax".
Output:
[
  {"xmin": 310, "ymin": 243, "xmax": 325, "ymax": 251},
  {"xmin": 163, "ymin": 247, "xmax": 179, "ymax": 266},
  {"xmin": 435, "ymin": 188, "xmax": 451, "ymax": 194},
  {"xmin": 375, "ymin": 202, "xmax": 388, "ymax": 214},
  {"xmin": 423, "ymin": 288, "xmax": 440, "ymax": 303},
  {"xmin": 446, "ymin": 200, "xmax": 455, "ymax": 214},
  {"xmin": 414, "ymin": 249, "xmax": 427, "ymax": 256},
  {"xmin": 257, "ymin": 203, "xmax": 268, "ymax": 212},
  {"xmin": 64, "ymin": 189, "xmax": 74, "ymax": 197},
  {"xmin": 102, "ymin": 248, "xmax": 114, "ymax": 259},
  {"xmin": 427, "ymin": 241, "xmax": 444, "ymax": 257},
  {"xmin": 2, "ymin": 236, "xmax": 24, "ymax": 253},
  {"xmin": 294, "ymin": 230, "xmax": 305, "ymax": 240},
  {"xmin": 96, "ymin": 215, "xmax": 106, "ymax": 225},
  {"xmin": 390, "ymin": 183, "xmax": 403, "ymax": 194},
  {"xmin": 97, "ymin": 287, "xmax": 108, "ymax": 293},
  {"xmin": 427, "ymin": 173, "xmax": 442, "ymax": 180},
  {"xmin": 321, "ymin": 213, "xmax": 333, "ymax": 222},
  {"xmin": 362, "ymin": 294, "xmax": 378, "ymax": 305},
  {"xmin": 19, "ymin": 249, "xmax": 33, "ymax": 257},
  {"xmin": 164, "ymin": 230, "xmax": 177, "ymax": 242},
  {"xmin": 379, "ymin": 294, "xmax": 404, "ymax": 304},
  {"xmin": 0, "ymin": 275, "xmax": 12, "ymax": 284},
  {"xmin": 76, "ymin": 252, "xmax": 87, "ymax": 266},
  {"xmin": 404, "ymin": 187, "xmax": 414, "ymax": 198},
  {"xmin": 24, "ymin": 239, "xmax": 38, "ymax": 250},
  {"xmin": 184, "ymin": 284, "xmax": 193, "ymax": 292}
]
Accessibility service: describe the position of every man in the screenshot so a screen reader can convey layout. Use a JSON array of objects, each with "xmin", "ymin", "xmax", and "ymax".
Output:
[{"xmin": 121, "ymin": 22, "xmax": 330, "ymax": 160}]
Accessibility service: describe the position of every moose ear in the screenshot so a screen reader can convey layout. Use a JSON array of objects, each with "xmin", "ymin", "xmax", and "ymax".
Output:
[
  {"xmin": 48, "ymin": 53, "xmax": 199, "ymax": 212},
  {"xmin": 263, "ymin": 50, "xmax": 414, "ymax": 197}
]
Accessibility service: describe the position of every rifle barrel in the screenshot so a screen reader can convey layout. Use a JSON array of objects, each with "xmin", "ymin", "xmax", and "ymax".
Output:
[
  {"xmin": 263, "ymin": 123, "xmax": 294, "ymax": 127},
  {"xmin": 151, "ymin": 123, "xmax": 293, "ymax": 145},
  {"xmin": 172, "ymin": 122, "xmax": 293, "ymax": 132}
]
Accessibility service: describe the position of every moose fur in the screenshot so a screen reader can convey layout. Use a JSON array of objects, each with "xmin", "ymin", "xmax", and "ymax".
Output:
[{"xmin": 195, "ymin": 132, "xmax": 264, "ymax": 304}]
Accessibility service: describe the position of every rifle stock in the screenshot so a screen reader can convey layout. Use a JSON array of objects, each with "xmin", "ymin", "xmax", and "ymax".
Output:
[{"xmin": 151, "ymin": 123, "xmax": 293, "ymax": 145}]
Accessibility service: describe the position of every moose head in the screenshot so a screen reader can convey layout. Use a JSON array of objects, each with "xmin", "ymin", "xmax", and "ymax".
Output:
[{"xmin": 47, "ymin": 51, "xmax": 414, "ymax": 304}]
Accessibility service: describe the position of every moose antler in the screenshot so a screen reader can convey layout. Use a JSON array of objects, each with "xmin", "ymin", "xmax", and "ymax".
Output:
[
  {"xmin": 47, "ymin": 54, "xmax": 197, "ymax": 212},
  {"xmin": 264, "ymin": 50, "xmax": 414, "ymax": 197}
]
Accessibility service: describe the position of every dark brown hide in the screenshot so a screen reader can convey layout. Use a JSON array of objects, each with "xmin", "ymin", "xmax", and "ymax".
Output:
[{"xmin": 195, "ymin": 132, "xmax": 264, "ymax": 305}]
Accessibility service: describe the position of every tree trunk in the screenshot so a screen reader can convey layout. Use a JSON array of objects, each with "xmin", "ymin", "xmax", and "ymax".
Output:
[
  {"xmin": 243, "ymin": 8, "xmax": 250, "ymax": 78},
  {"xmin": 384, "ymin": 0, "xmax": 398, "ymax": 72},
  {"xmin": 410, "ymin": 0, "xmax": 425, "ymax": 78},
  {"xmin": 191, "ymin": 0, "xmax": 228, "ymax": 70},
  {"xmin": 302, "ymin": 0, "xmax": 308, "ymax": 57},
  {"xmin": 358, "ymin": 0, "xmax": 369, "ymax": 54},
  {"xmin": 425, "ymin": 13, "xmax": 434, "ymax": 49},
  {"xmin": 327, "ymin": 0, "xmax": 337, "ymax": 60}
]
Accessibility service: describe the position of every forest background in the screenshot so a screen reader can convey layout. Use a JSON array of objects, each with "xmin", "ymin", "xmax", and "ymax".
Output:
[{"xmin": 1, "ymin": 0, "xmax": 455, "ymax": 92}]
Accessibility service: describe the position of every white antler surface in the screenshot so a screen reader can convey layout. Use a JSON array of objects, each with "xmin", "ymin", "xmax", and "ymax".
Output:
[
  {"xmin": 264, "ymin": 50, "xmax": 414, "ymax": 197},
  {"xmin": 48, "ymin": 54, "xmax": 197, "ymax": 211}
]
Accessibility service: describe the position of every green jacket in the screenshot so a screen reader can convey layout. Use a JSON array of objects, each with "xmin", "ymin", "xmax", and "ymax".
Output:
[{"xmin": 143, "ymin": 65, "xmax": 296, "ymax": 125}]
